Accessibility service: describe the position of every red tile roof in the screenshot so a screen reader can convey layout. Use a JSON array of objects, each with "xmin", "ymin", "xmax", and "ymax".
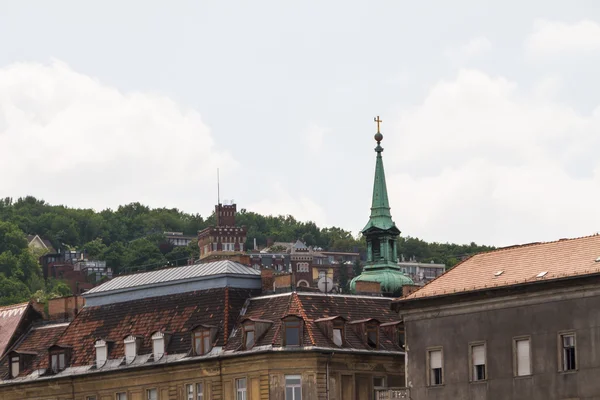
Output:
[
  {"xmin": 55, "ymin": 287, "xmax": 256, "ymax": 366},
  {"xmin": 9, "ymin": 323, "xmax": 69, "ymax": 376},
  {"xmin": 401, "ymin": 235, "xmax": 600, "ymax": 301},
  {"xmin": 0, "ymin": 303, "xmax": 29, "ymax": 357},
  {"xmin": 226, "ymin": 293, "xmax": 402, "ymax": 352}
]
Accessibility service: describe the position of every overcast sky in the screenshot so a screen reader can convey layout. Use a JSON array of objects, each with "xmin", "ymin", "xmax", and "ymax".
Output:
[{"xmin": 1, "ymin": 1, "xmax": 600, "ymax": 247}]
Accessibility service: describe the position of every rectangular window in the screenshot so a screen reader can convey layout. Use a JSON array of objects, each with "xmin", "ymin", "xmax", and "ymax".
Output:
[
  {"xmin": 10, "ymin": 356, "xmax": 19, "ymax": 378},
  {"xmin": 332, "ymin": 327, "xmax": 343, "ymax": 347},
  {"xmin": 285, "ymin": 375, "xmax": 302, "ymax": 400},
  {"xmin": 236, "ymin": 378, "xmax": 247, "ymax": 400},
  {"xmin": 51, "ymin": 352, "xmax": 66, "ymax": 372},
  {"xmin": 196, "ymin": 383, "xmax": 204, "ymax": 400},
  {"xmin": 366, "ymin": 325, "xmax": 379, "ymax": 349},
  {"xmin": 186, "ymin": 384, "xmax": 194, "ymax": 400},
  {"xmin": 146, "ymin": 388, "xmax": 157, "ymax": 400},
  {"xmin": 116, "ymin": 393, "xmax": 127, "ymax": 400},
  {"xmin": 560, "ymin": 333, "xmax": 577, "ymax": 371},
  {"xmin": 514, "ymin": 338, "xmax": 531, "ymax": 376},
  {"xmin": 428, "ymin": 349, "xmax": 443, "ymax": 386},
  {"xmin": 194, "ymin": 330, "xmax": 212, "ymax": 355},
  {"xmin": 470, "ymin": 343, "xmax": 486, "ymax": 381},
  {"xmin": 284, "ymin": 320, "xmax": 301, "ymax": 346},
  {"xmin": 244, "ymin": 324, "xmax": 255, "ymax": 349}
]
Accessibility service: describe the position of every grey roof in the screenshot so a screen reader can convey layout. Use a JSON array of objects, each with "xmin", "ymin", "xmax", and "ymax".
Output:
[{"xmin": 84, "ymin": 260, "xmax": 260, "ymax": 295}]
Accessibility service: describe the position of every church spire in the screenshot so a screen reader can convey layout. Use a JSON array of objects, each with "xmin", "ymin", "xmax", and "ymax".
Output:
[{"xmin": 362, "ymin": 116, "xmax": 398, "ymax": 234}]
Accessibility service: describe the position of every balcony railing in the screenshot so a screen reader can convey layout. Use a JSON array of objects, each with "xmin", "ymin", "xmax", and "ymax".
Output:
[{"xmin": 375, "ymin": 388, "xmax": 410, "ymax": 399}]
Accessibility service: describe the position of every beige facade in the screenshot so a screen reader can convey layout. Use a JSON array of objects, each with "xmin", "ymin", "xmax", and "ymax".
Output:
[{"xmin": 0, "ymin": 351, "xmax": 404, "ymax": 400}]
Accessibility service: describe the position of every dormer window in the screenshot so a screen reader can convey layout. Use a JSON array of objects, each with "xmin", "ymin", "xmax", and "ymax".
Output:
[
  {"xmin": 243, "ymin": 323, "xmax": 255, "ymax": 349},
  {"xmin": 283, "ymin": 317, "xmax": 302, "ymax": 346},
  {"xmin": 10, "ymin": 355, "xmax": 19, "ymax": 378},
  {"xmin": 124, "ymin": 335, "xmax": 138, "ymax": 364},
  {"xmin": 193, "ymin": 329, "xmax": 212, "ymax": 355},
  {"xmin": 366, "ymin": 324, "xmax": 379, "ymax": 349},
  {"xmin": 333, "ymin": 322, "xmax": 344, "ymax": 347},
  {"xmin": 95, "ymin": 339, "xmax": 107, "ymax": 367},
  {"xmin": 152, "ymin": 332, "xmax": 166, "ymax": 360}
]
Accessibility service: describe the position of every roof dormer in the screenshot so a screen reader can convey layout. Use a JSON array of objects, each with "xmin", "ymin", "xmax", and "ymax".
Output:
[
  {"xmin": 315, "ymin": 316, "xmax": 346, "ymax": 347},
  {"xmin": 94, "ymin": 339, "xmax": 111, "ymax": 368},
  {"xmin": 240, "ymin": 318, "xmax": 273, "ymax": 350},
  {"xmin": 349, "ymin": 318, "xmax": 380, "ymax": 349},
  {"xmin": 47, "ymin": 345, "xmax": 71, "ymax": 374},
  {"xmin": 190, "ymin": 324, "xmax": 218, "ymax": 356},
  {"xmin": 380, "ymin": 320, "xmax": 404, "ymax": 349},
  {"xmin": 151, "ymin": 331, "xmax": 171, "ymax": 361},
  {"xmin": 281, "ymin": 315, "xmax": 303, "ymax": 347},
  {"xmin": 123, "ymin": 335, "xmax": 142, "ymax": 365},
  {"xmin": 7, "ymin": 350, "xmax": 36, "ymax": 379}
]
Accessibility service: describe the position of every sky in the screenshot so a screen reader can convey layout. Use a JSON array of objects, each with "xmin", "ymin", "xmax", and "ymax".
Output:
[{"xmin": 1, "ymin": 1, "xmax": 600, "ymax": 247}]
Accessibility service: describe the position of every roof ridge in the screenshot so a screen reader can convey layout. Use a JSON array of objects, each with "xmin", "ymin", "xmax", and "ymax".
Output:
[
  {"xmin": 480, "ymin": 233, "xmax": 600, "ymax": 255},
  {"xmin": 292, "ymin": 292, "xmax": 316, "ymax": 346},
  {"xmin": 0, "ymin": 302, "xmax": 29, "ymax": 311}
]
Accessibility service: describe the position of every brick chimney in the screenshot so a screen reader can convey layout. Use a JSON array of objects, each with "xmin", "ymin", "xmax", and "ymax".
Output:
[
  {"xmin": 355, "ymin": 281, "xmax": 381, "ymax": 295},
  {"xmin": 47, "ymin": 296, "xmax": 85, "ymax": 321},
  {"xmin": 261, "ymin": 269, "xmax": 274, "ymax": 293},
  {"xmin": 402, "ymin": 284, "xmax": 421, "ymax": 297}
]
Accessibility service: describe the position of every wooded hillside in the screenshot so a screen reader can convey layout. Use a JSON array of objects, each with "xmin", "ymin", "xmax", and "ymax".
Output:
[{"xmin": 0, "ymin": 196, "xmax": 494, "ymax": 305}]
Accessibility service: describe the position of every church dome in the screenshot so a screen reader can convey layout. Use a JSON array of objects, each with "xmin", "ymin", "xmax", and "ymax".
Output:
[{"xmin": 350, "ymin": 269, "xmax": 414, "ymax": 295}]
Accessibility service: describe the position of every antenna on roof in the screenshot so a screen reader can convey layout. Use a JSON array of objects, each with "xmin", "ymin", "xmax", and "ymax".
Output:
[{"xmin": 217, "ymin": 168, "xmax": 221, "ymax": 205}]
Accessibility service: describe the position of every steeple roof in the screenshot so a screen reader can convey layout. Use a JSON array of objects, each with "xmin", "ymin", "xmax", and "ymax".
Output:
[{"xmin": 361, "ymin": 125, "xmax": 399, "ymax": 234}]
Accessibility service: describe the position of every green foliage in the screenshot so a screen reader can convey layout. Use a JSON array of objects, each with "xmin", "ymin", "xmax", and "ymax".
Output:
[
  {"xmin": 353, "ymin": 259, "xmax": 363, "ymax": 277},
  {"xmin": 0, "ymin": 274, "xmax": 31, "ymax": 306},
  {"xmin": 397, "ymin": 237, "xmax": 495, "ymax": 269},
  {"xmin": 0, "ymin": 196, "xmax": 495, "ymax": 305}
]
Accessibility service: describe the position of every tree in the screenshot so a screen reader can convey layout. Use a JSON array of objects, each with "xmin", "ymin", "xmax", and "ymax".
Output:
[
  {"xmin": 82, "ymin": 238, "xmax": 108, "ymax": 259},
  {"xmin": 0, "ymin": 275, "xmax": 31, "ymax": 306},
  {"xmin": 124, "ymin": 238, "xmax": 167, "ymax": 272}
]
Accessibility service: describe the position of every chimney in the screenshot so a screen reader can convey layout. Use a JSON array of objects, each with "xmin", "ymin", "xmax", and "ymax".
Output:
[
  {"xmin": 261, "ymin": 269, "xmax": 274, "ymax": 294},
  {"xmin": 402, "ymin": 284, "xmax": 421, "ymax": 298},
  {"xmin": 47, "ymin": 295, "xmax": 85, "ymax": 321}
]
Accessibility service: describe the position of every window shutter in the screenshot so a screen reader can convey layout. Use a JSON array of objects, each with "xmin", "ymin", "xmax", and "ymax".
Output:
[
  {"xmin": 472, "ymin": 345, "xmax": 485, "ymax": 365},
  {"xmin": 516, "ymin": 339, "xmax": 530, "ymax": 376},
  {"xmin": 430, "ymin": 350, "xmax": 442, "ymax": 369}
]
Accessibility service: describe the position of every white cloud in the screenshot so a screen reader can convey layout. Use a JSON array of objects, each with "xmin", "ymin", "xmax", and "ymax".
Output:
[
  {"xmin": 0, "ymin": 60, "xmax": 236, "ymax": 212},
  {"xmin": 444, "ymin": 37, "xmax": 492, "ymax": 65},
  {"xmin": 385, "ymin": 69, "xmax": 600, "ymax": 246},
  {"xmin": 526, "ymin": 19, "xmax": 600, "ymax": 58},
  {"xmin": 246, "ymin": 182, "xmax": 328, "ymax": 226}
]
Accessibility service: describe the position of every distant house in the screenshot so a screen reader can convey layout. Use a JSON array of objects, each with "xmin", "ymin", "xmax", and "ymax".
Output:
[
  {"xmin": 397, "ymin": 256, "xmax": 445, "ymax": 286},
  {"xmin": 26, "ymin": 235, "xmax": 54, "ymax": 254}
]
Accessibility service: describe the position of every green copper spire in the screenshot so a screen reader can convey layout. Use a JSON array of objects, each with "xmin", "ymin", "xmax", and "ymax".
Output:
[
  {"xmin": 350, "ymin": 116, "xmax": 413, "ymax": 295},
  {"xmin": 361, "ymin": 117, "xmax": 399, "ymax": 234}
]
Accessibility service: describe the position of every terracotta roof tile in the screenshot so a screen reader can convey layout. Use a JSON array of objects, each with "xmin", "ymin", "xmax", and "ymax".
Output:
[
  {"xmin": 52, "ymin": 288, "xmax": 256, "ymax": 367},
  {"xmin": 0, "ymin": 303, "xmax": 29, "ymax": 357},
  {"xmin": 226, "ymin": 293, "xmax": 402, "ymax": 352},
  {"xmin": 402, "ymin": 235, "xmax": 600, "ymax": 301}
]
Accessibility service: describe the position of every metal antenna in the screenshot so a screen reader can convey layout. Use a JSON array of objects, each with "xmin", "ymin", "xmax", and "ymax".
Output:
[{"xmin": 217, "ymin": 168, "xmax": 221, "ymax": 205}]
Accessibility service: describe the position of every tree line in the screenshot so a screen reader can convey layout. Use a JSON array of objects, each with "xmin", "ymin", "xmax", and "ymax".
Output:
[{"xmin": 0, "ymin": 196, "xmax": 494, "ymax": 304}]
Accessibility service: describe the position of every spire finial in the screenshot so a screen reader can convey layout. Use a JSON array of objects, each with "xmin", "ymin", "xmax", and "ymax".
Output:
[{"xmin": 373, "ymin": 116, "xmax": 383, "ymax": 152}]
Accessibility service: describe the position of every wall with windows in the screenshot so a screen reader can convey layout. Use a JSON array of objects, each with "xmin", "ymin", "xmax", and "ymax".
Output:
[
  {"xmin": 0, "ymin": 351, "xmax": 404, "ymax": 400},
  {"xmin": 401, "ymin": 285, "xmax": 600, "ymax": 400}
]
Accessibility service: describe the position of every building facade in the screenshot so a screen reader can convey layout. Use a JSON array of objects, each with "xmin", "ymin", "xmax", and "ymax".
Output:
[
  {"xmin": 0, "ymin": 260, "xmax": 407, "ymax": 400},
  {"xmin": 392, "ymin": 235, "xmax": 600, "ymax": 400},
  {"xmin": 198, "ymin": 203, "xmax": 248, "ymax": 264},
  {"xmin": 396, "ymin": 258, "xmax": 445, "ymax": 286}
]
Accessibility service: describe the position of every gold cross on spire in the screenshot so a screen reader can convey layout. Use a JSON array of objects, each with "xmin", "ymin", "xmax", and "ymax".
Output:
[{"xmin": 374, "ymin": 116, "xmax": 382, "ymax": 133}]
